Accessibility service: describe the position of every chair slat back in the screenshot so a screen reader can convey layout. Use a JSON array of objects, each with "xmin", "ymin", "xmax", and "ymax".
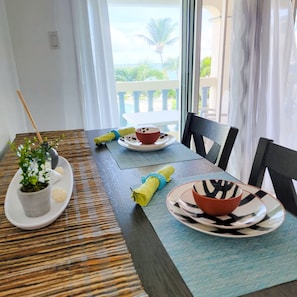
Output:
[
  {"xmin": 181, "ymin": 113, "xmax": 239, "ymax": 170},
  {"xmin": 248, "ymin": 137, "xmax": 297, "ymax": 215}
]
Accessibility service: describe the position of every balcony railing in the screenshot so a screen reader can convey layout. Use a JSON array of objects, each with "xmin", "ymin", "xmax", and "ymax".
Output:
[{"xmin": 116, "ymin": 77, "xmax": 217, "ymax": 129}]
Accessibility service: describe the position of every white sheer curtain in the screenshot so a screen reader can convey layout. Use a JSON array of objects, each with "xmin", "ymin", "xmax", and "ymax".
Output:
[
  {"xmin": 228, "ymin": 0, "xmax": 297, "ymax": 183},
  {"xmin": 71, "ymin": 0, "xmax": 119, "ymax": 130}
]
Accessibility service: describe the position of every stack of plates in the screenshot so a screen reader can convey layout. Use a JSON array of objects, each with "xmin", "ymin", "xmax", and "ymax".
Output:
[
  {"xmin": 118, "ymin": 133, "xmax": 175, "ymax": 151},
  {"xmin": 166, "ymin": 182, "xmax": 286, "ymax": 238}
]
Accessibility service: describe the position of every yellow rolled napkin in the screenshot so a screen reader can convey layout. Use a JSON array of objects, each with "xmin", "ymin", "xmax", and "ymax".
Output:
[
  {"xmin": 94, "ymin": 127, "xmax": 135, "ymax": 145},
  {"xmin": 131, "ymin": 165, "xmax": 175, "ymax": 206}
]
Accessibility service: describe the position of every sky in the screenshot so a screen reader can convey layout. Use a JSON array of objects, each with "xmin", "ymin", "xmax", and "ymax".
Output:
[{"xmin": 107, "ymin": 4, "xmax": 212, "ymax": 67}]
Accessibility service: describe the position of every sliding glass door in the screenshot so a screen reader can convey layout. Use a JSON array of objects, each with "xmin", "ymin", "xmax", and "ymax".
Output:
[
  {"xmin": 107, "ymin": 0, "xmax": 181, "ymax": 138},
  {"xmin": 107, "ymin": 0, "xmax": 233, "ymax": 138}
]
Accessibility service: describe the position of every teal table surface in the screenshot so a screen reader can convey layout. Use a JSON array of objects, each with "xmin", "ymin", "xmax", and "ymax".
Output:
[
  {"xmin": 106, "ymin": 140, "xmax": 201, "ymax": 169},
  {"xmin": 142, "ymin": 172, "xmax": 297, "ymax": 297}
]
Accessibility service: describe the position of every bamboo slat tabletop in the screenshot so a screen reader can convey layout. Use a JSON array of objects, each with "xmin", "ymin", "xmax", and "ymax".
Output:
[{"xmin": 0, "ymin": 129, "xmax": 147, "ymax": 297}]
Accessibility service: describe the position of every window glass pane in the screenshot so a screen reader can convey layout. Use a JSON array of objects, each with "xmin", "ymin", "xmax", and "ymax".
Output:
[
  {"xmin": 107, "ymin": 0, "xmax": 181, "ymax": 139},
  {"xmin": 199, "ymin": 0, "xmax": 233, "ymax": 124}
]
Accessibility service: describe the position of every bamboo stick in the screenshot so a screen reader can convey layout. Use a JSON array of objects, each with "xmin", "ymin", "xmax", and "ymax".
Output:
[{"xmin": 16, "ymin": 90, "xmax": 43, "ymax": 143}]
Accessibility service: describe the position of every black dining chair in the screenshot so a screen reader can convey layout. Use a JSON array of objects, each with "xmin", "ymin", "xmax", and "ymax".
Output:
[
  {"xmin": 181, "ymin": 112, "xmax": 239, "ymax": 170},
  {"xmin": 248, "ymin": 137, "xmax": 297, "ymax": 216}
]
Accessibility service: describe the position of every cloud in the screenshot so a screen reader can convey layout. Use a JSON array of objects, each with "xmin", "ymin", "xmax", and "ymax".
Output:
[
  {"xmin": 108, "ymin": 5, "xmax": 188, "ymax": 65},
  {"xmin": 110, "ymin": 26, "xmax": 164, "ymax": 65}
]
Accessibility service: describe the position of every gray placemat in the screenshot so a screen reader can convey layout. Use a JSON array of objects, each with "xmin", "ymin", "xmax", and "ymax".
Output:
[
  {"xmin": 106, "ymin": 141, "xmax": 201, "ymax": 169},
  {"xmin": 142, "ymin": 172, "xmax": 297, "ymax": 297}
]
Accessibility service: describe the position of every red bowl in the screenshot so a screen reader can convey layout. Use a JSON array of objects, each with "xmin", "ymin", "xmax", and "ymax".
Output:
[
  {"xmin": 192, "ymin": 180, "xmax": 243, "ymax": 216},
  {"xmin": 135, "ymin": 127, "xmax": 161, "ymax": 144}
]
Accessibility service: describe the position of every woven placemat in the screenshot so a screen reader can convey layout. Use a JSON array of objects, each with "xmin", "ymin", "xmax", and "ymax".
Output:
[
  {"xmin": 106, "ymin": 140, "xmax": 201, "ymax": 169},
  {"xmin": 142, "ymin": 173, "xmax": 297, "ymax": 297},
  {"xmin": 0, "ymin": 130, "xmax": 147, "ymax": 297}
]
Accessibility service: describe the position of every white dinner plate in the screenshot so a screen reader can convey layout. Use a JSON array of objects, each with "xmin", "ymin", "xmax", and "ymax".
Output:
[
  {"xmin": 118, "ymin": 133, "xmax": 175, "ymax": 151},
  {"xmin": 120, "ymin": 132, "xmax": 169, "ymax": 147},
  {"xmin": 166, "ymin": 182, "xmax": 285, "ymax": 238},
  {"xmin": 4, "ymin": 156, "xmax": 73, "ymax": 230},
  {"xmin": 178, "ymin": 188, "xmax": 267, "ymax": 229}
]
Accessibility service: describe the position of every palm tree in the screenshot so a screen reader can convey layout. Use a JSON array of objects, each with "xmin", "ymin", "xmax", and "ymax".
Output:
[
  {"xmin": 164, "ymin": 57, "xmax": 179, "ymax": 78},
  {"xmin": 200, "ymin": 56, "xmax": 211, "ymax": 77},
  {"xmin": 137, "ymin": 18, "xmax": 178, "ymax": 67},
  {"xmin": 115, "ymin": 62, "xmax": 165, "ymax": 81}
]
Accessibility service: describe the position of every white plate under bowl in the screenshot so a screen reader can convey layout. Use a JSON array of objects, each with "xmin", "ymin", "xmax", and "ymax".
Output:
[
  {"xmin": 178, "ymin": 188, "xmax": 266, "ymax": 229},
  {"xmin": 166, "ymin": 182, "xmax": 285, "ymax": 238},
  {"xmin": 4, "ymin": 156, "xmax": 73, "ymax": 230},
  {"xmin": 121, "ymin": 132, "xmax": 169, "ymax": 147},
  {"xmin": 118, "ymin": 133, "xmax": 175, "ymax": 152}
]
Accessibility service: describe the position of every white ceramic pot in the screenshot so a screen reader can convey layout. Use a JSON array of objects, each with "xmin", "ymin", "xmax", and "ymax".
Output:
[{"xmin": 17, "ymin": 184, "xmax": 51, "ymax": 217}]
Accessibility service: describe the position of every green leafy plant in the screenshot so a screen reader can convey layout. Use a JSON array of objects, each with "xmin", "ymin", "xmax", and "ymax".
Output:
[{"xmin": 10, "ymin": 136, "xmax": 63, "ymax": 192}]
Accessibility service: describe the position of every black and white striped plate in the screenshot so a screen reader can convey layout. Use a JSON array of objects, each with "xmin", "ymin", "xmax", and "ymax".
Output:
[
  {"xmin": 166, "ymin": 182, "xmax": 285, "ymax": 238},
  {"xmin": 118, "ymin": 133, "xmax": 175, "ymax": 151},
  {"xmin": 178, "ymin": 188, "xmax": 267, "ymax": 229}
]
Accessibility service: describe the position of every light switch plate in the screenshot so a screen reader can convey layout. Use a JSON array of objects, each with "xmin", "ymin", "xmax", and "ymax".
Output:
[{"xmin": 48, "ymin": 31, "xmax": 59, "ymax": 49}]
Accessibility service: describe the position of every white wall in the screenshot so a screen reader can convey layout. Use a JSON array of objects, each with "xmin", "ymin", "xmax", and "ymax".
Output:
[
  {"xmin": 4, "ymin": 0, "xmax": 83, "ymax": 134},
  {"xmin": 0, "ymin": 0, "xmax": 27, "ymax": 158}
]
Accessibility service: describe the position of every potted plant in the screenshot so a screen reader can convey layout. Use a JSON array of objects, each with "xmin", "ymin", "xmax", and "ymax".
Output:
[{"xmin": 10, "ymin": 136, "xmax": 62, "ymax": 217}]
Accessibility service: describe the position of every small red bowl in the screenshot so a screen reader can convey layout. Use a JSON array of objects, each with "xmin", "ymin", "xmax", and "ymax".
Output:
[
  {"xmin": 135, "ymin": 127, "xmax": 161, "ymax": 144},
  {"xmin": 192, "ymin": 180, "xmax": 243, "ymax": 216}
]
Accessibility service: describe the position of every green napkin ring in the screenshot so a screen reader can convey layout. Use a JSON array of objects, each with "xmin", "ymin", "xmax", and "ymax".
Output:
[
  {"xmin": 110, "ymin": 129, "xmax": 121, "ymax": 140},
  {"xmin": 142, "ymin": 173, "xmax": 167, "ymax": 190}
]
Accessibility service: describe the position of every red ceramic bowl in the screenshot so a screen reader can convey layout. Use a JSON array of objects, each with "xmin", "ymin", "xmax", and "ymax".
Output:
[
  {"xmin": 192, "ymin": 180, "xmax": 243, "ymax": 216},
  {"xmin": 135, "ymin": 127, "xmax": 161, "ymax": 144}
]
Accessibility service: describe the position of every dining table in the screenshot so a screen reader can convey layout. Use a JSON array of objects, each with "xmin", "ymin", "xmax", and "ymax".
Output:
[{"xmin": 1, "ymin": 128, "xmax": 297, "ymax": 297}]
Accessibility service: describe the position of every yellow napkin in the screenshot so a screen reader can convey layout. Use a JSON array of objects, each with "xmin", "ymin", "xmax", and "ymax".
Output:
[
  {"xmin": 94, "ymin": 127, "xmax": 135, "ymax": 145},
  {"xmin": 131, "ymin": 165, "xmax": 175, "ymax": 206}
]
